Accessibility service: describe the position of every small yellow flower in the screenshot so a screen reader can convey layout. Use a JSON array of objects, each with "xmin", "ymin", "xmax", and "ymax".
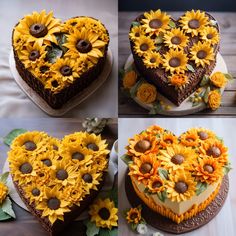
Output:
[
  {"xmin": 89, "ymin": 198, "xmax": 118, "ymax": 229},
  {"xmin": 136, "ymin": 83, "xmax": 157, "ymax": 104},
  {"xmin": 210, "ymin": 72, "xmax": 227, "ymax": 88},
  {"xmin": 134, "ymin": 36, "xmax": 155, "ymax": 57},
  {"xmin": 200, "ymin": 26, "xmax": 220, "ymax": 45},
  {"xmin": 0, "ymin": 182, "xmax": 8, "ymax": 204},
  {"xmin": 208, "ymin": 90, "xmax": 221, "ymax": 110},
  {"xmin": 123, "ymin": 70, "xmax": 137, "ymax": 89},
  {"xmin": 129, "ymin": 26, "xmax": 146, "ymax": 41},
  {"xmin": 143, "ymin": 52, "xmax": 162, "ymax": 69},
  {"xmin": 126, "ymin": 206, "xmax": 142, "ymax": 224},
  {"xmin": 170, "ymin": 74, "xmax": 188, "ymax": 88}
]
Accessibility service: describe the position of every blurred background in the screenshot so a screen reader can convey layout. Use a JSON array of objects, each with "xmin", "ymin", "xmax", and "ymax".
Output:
[{"xmin": 119, "ymin": 0, "xmax": 236, "ymax": 11}]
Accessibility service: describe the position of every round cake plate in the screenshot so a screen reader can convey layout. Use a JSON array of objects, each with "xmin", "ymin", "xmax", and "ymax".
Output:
[
  {"xmin": 2, "ymin": 141, "xmax": 118, "ymax": 221},
  {"xmin": 124, "ymin": 53, "xmax": 228, "ymax": 116},
  {"xmin": 125, "ymin": 170, "xmax": 229, "ymax": 234},
  {"xmin": 9, "ymin": 47, "xmax": 113, "ymax": 117}
]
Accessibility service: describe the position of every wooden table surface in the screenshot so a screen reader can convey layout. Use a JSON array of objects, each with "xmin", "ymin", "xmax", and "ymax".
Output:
[
  {"xmin": 0, "ymin": 118, "xmax": 117, "ymax": 236},
  {"xmin": 118, "ymin": 11, "xmax": 236, "ymax": 117}
]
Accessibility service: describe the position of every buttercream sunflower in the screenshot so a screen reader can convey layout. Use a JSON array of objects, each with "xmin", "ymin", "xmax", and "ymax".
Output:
[
  {"xmin": 129, "ymin": 25, "xmax": 146, "ymax": 42},
  {"xmin": 23, "ymin": 182, "xmax": 45, "ymax": 204},
  {"xmin": 200, "ymin": 26, "xmax": 219, "ymax": 45},
  {"xmin": 129, "ymin": 153, "xmax": 160, "ymax": 184},
  {"xmin": 147, "ymin": 175, "xmax": 165, "ymax": 193},
  {"xmin": 8, "ymin": 154, "xmax": 37, "ymax": 185},
  {"xmin": 199, "ymin": 139, "xmax": 228, "ymax": 165},
  {"xmin": 146, "ymin": 125, "xmax": 164, "ymax": 136},
  {"xmin": 15, "ymin": 10, "xmax": 61, "ymax": 46},
  {"xmin": 210, "ymin": 72, "xmax": 227, "ymax": 88},
  {"xmin": 11, "ymin": 131, "xmax": 49, "ymax": 154},
  {"xmin": 180, "ymin": 131, "xmax": 199, "ymax": 147},
  {"xmin": 81, "ymin": 133, "xmax": 110, "ymax": 156},
  {"xmin": 89, "ymin": 198, "xmax": 118, "ymax": 229},
  {"xmin": 80, "ymin": 166, "xmax": 102, "ymax": 193},
  {"xmin": 208, "ymin": 90, "xmax": 221, "ymax": 110},
  {"xmin": 0, "ymin": 182, "xmax": 8, "ymax": 204},
  {"xmin": 61, "ymin": 132, "xmax": 85, "ymax": 148},
  {"xmin": 133, "ymin": 36, "xmax": 155, "ymax": 57},
  {"xmin": 44, "ymin": 77, "xmax": 65, "ymax": 93},
  {"xmin": 52, "ymin": 160, "xmax": 79, "ymax": 187},
  {"xmin": 64, "ymin": 28, "xmax": 106, "ymax": 64},
  {"xmin": 32, "ymin": 162, "xmax": 52, "ymax": 185},
  {"xmin": 61, "ymin": 144, "xmax": 93, "ymax": 167},
  {"xmin": 192, "ymin": 156, "xmax": 223, "ymax": 185},
  {"xmin": 136, "ymin": 83, "xmax": 157, "ymax": 104},
  {"xmin": 142, "ymin": 10, "xmax": 171, "ymax": 36},
  {"xmin": 90, "ymin": 155, "xmax": 109, "ymax": 172},
  {"xmin": 179, "ymin": 10, "xmax": 208, "ymax": 36},
  {"xmin": 166, "ymin": 170, "xmax": 196, "ymax": 202},
  {"xmin": 126, "ymin": 133, "xmax": 158, "ymax": 157},
  {"xmin": 33, "ymin": 61, "xmax": 54, "ymax": 83},
  {"xmin": 62, "ymin": 17, "xmax": 86, "ymax": 34},
  {"xmin": 164, "ymin": 28, "xmax": 189, "ymax": 49},
  {"xmin": 13, "ymin": 30, "xmax": 27, "ymax": 51},
  {"xmin": 123, "ymin": 70, "xmax": 138, "ymax": 89},
  {"xmin": 18, "ymin": 42, "xmax": 47, "ymax": 70},
  {"xmin": 143, "ymin": 52, "xmax": 162, "ymax": 69},
  {"xmin": 158, "ymin": 144, "xmax": 197, "ymax": 172},
  {"xmin": 45, "ymin": 137, "xmax": 62, "ymax": 152},
  {"xmin": 159, "ymin": 133, "xmax": 178, "ymax": 149},
  {"xmin": 36, "ymin": 186, "xmax": 70, "ymax": 224},
  {"xmin": 162, "ymin": 49, "xmax": 188, "ymax": 74},
  {"xmin": 51, "ymin": 58, "xmax": 80, "ymax": 84},
  {"xmin": 169, "ymin": 74, "xmax": 188, "ymax": 88},
  {"xmin": 190, "ymin": 41, "xmax": 214, "ymax": 67},
  {"xmin": 126, "ymin": 206, "xmax": 142, "ymax": 224},
  {"xmin": 187, "ymin": 127, "xmax": 216, "ymax": 142}
]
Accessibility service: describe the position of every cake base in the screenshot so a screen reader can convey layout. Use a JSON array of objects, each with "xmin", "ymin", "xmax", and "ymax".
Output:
[{"xmin": 125, "ymin": 169, "xmax": 229, "ymax": 234}]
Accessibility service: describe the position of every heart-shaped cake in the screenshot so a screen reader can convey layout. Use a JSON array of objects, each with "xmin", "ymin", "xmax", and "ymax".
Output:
[
  {"xmin": 12, "ymin": 10, "xmax": 109, "ymax": 109},
  {"xmin": 7, "ymin": 131, "xmax": 110, "ymax": 235},
  {"xmin": 129, "ymin": 10, "xmax": 220, "ymax": 105},
  {"xmin": 124, "ymin": 125, "xmax": 230, "ymax": 223}
]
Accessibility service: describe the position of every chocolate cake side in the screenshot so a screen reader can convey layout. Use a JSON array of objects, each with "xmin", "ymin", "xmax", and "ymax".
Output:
[
  {"xmin": 130, "ymin": 12, "xmax": 220, "ymax": 106},
  {"xmin": 12, "ymin": 172, "xmax": 107, "ymax": 236}
]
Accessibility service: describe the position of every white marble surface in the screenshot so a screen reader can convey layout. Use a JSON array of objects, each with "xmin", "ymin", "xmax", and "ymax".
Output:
[
  {"xmin": 118, "ymin": 118, "xmax": 236, "ymax": 236},
  {"xmin": 0, "ymin": 0, "xmax": 118, "ymax": 117}
]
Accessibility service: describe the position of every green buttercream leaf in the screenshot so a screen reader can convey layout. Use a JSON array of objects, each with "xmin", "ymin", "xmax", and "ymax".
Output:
[{"xmin": 4, "ymin": 129, "xmax": 27, "ymax": 146}]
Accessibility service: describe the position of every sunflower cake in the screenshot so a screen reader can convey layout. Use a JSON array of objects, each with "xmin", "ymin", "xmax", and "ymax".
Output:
[
  {"xmin": 129, "ymin": 10, "xmax": 220, "ymax": 105},
  {"xmin": 124, "ymin": 125, "xmax": 230, "ymax": 224},
  {"xmin": 12, "ymin": 10, "xmax": 109, "ymax": 109},
  {"xmin": 8, "ymin": 131, "xmax": 110, "ymax": 235}
]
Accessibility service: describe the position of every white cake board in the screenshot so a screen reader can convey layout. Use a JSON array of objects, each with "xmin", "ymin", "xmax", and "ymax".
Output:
[
  {"xmin": 9, "ymin": 48, "xmax": 113, "ymax": 117},
  {"xmin": 125, "ymin": 53, "xmax": 228, "ymax": 116},
  {"xmin": 3, "ymin": 140, "xmax": 118, "ymax": 221}
]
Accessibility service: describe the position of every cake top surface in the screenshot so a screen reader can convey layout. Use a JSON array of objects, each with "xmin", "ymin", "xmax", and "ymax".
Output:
[
  {"xmin": 129, "ymin": 9, "xmax": 220, "ymax": 89},
  {"xmin": 13, "ymin": 10, "xmax": 109, "ymax": 93},
  {"xmin": 125, "ymin": 125, "xmax": 230, "ymax": 203},
  {"xmin": 8, "ymin": 131, "xmax": 110, "ymax": 224}
]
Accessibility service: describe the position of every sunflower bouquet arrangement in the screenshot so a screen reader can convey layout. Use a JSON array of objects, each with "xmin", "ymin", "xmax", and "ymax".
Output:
[
  {"xmin": 13, "ymin": 10, "xmax": 109, "ymax": 93},
  {"xmin": 121, "ymin": 9, "xmax": 232, "ymax": 113},
  {"xmin": 121, "ymin": 125, "xmax": 231, "ymax": 224},
  {"xmin": 7, "ymin": 130, "xmax": 110, "ymax": 225}
]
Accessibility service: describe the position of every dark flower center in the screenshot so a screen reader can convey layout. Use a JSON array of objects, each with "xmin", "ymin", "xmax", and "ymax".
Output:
[
  {"xmin": 197, "ymin": 50, "xmax": 207, "ymax": 59},
  {"xmin": 23, "ymin": 141, "xmax": 36, "ymax": 151},
  {"xmin": 174, "ymin": 181, "xmax": 188, "ymax": 193},
  {"xmin": 20, "ymin": 162, "xmax": 33, "ymax": 174},
  {"xmin": 29, "ymin": 50, "xmax": 40, "ymax": 61},
  {"xmin": 30, "ymin": 23, "xmax": 48, "ymax": 38},
  {"xmin": 76, "ymin": 39, "xmax": 92, "ymax": 53},
  {"xmin": 149, "ymin": 19, "xmax": 163, "ymax": 29},
  {"xmin": 188, "ymin": 19, "xmax": 200, "ymax": 29},
  {"xmin": 47, "ymin": 197, "xmax": 60, "ymax": 210},
  {"xmin": 56, "ymin": 169, "xmax": 68, "ymax": 180},
  {"xmin": 169, "ymin": 57, "xmax": 181, "ymax": 67},
  {"xmin": 60, "ymin": 65, "xmax": 72, "ymax": 76},
  {"xmin": 98, "ymin": 207, "xmax": 110, "ymax": 220}
]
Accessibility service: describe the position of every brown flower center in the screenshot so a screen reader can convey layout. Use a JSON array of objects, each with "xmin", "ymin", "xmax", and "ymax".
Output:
[
  {"xmin": 134, "ymin": 140, "xmax": 151, "ymax": 153},
  {"xmin": 140, "ymin": 43, "xmax": 149, "ymax": 51},
  {"xmin": 207, "ymin": 33, "xmax": 213, "ymax": 39},
  {"xmin": 30, "ymin": 23, "xmax": 48, "ymax": 38},
  {"xmin": 171, "ymin": 154, "xmax": 184, "ymax": 165},
  {"xmin": 150, "ymin": 58, "xmax": 156, "ymax": 63},
  {"xmin": 29, "ymin": 50, "xmax": 40, "ymax": 61},
  {"xmin": 56, "ymin": 169, "xmax": 68, "ymax": 180},
  {"xmin": 207, "ymin": 146, "xmax": 221, "ymax": 158},
  {"xmin": 51, "ymin": 80, "xmax": 59, "ymax": 88},
  {"xmin": 140, "ymin": 163, "xmax": 152, "ymax": 174},
  {"xmin": 47, "ymin": 197, "xmax": 60, "ymax": 210},
  {"xmin": 98, "ymin": 207, "xmax": 110, "ymax": 220},
  {"xmin": 149, "ymin": 19, "xmax": 163, "ymax": 29},
  {"xmin": 169, "ymin": 57, "xmax": 181, "ymax": 67},
  {"xmin": 135, "ymin": 32, "xmax": 140, "ymax": 37},
  {"xmin": 197, "ymin": 50, "xmax": 207, "ymax": 59},
  {"xmin": 130, "ymin": 212, "xmax": 138, "ymax": 220},
  {"xmin": 203, "ymin": 164, "xmax": 214, "ymax": 173},
  {"xmin": 198, "ymin": 131, "xmax": 208, "ymax": 140},
  {"xmin": 42, "ymin": 159, "xmax": 52, "ymax": 167},
  {"xmin": 188, "ymin": 19, "xmax": 200, "ymax": 29},
  {"xmin": 165, "ymin": 138, "xmax": 173, "ymax": 144},
  {"xmin": 171, "ymin": 36, "xmax": 181, "ymax": 45},
  {"xmin": 76, "ymin": 39, "xmax": 92, "ymax": 53},
  {"xmin": 83, "ymin": 173, "xmax": 93, "ymax": 183},
  {"xmin": 174, "ymin": 181, "xmax": 188, "ymax": 193},
  {"xmin": 23, "ymin": 141, "xmax": 37, "ymax": 151},
  {"xmin": 72, "ymin": 152, "xmax": 84, "ymax": 161},
  {"xmin": 152, "ymin": 181, "xmax": 162, "ymax": 188},
  {"xmin": 32, "ymin": 188, "xmax": 40, "ymax": 196},
  {"xmin": 60, "ymin": 65, "xmax": 72, "ymax": 76},
  {"xmin": 20, "ymin": 162, "xmax": 33, "ymax": 174},
  {"xmin": 87, "ymin": 143, "xmax": 99, "ymax": 151}
]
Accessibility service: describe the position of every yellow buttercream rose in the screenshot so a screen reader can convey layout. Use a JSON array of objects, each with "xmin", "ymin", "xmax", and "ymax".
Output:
[
  {"xmin": 210, "ymin": 72, "xmax": 227, "ymax": 88},
  {"xmin": 208, "ymin": 90, "xmax": 221, "ymax": 110},
  {"xmin": 0, "ymin": 182, "xmax": 8, "ymax": 204},
  {"xmin": 136, "ymin": 83, "xmax": 157, "ymax": 104},
  {"xmin": 123, "ymin": 70, "xmax": 137, "ymax": 89}
]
